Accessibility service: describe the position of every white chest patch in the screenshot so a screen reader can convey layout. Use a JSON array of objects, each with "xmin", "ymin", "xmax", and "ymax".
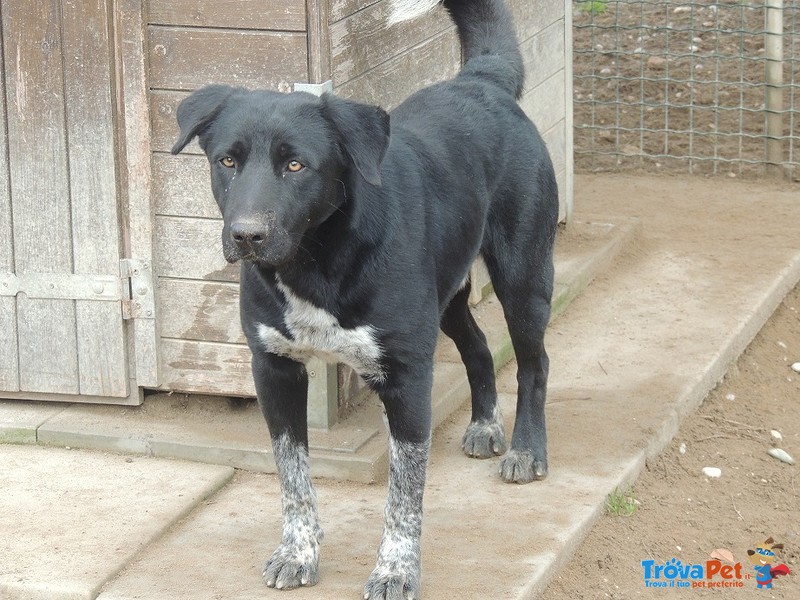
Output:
[{"xmin": 257, "ymin": 279, "xmax": 385, "ymax": 383}]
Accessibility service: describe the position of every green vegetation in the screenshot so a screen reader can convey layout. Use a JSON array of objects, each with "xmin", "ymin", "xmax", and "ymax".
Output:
[
  {"xmin": 578, "ymin": 0, "xmax": 608, "ymax": 14},
  {"xmin": 605, "ymin": 485, "xmax": 637, "ymax": 517}
]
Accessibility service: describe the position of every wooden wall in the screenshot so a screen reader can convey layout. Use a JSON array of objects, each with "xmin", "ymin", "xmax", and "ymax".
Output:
[
  {"xmin": 330, "ymin": 0, "xmax": 460, "ymax": 109},
  {"xmin": 147, "ymin": 0, "xmax": 309, "ymax": 395},
  {"xmin": 0, "ymin": 0, "xmax": 131, "ymax": 400},
  {"xmin": 147, "ymin": 0, "xmax": 572, "ymax": 399},
  {"xmin": 511, "ymin": 0, "xmax": 571, "ymax": 222}
]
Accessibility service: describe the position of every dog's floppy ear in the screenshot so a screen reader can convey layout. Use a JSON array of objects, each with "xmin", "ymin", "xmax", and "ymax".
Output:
[
  {"xmin": 171, "ymin": 85, "xmax": 237, "ymax": 154},
  {"xmin": 321, "ymin": 93, "xmax": 390, "ymax": 186}
]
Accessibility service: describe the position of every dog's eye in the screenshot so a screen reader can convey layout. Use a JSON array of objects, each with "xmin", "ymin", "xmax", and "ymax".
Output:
[
  {"xmin": 287, "ymin": 160, "xmax": 304, "ymax": 173},
  {"xmin": 220, "ymin": 156, "xmax": 236, "ymax": 169}
]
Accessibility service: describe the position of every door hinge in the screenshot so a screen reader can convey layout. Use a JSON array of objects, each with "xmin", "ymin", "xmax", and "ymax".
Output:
[{"xmin": 120, "ymin": 259, "xmax": 155, "ymax": 320}]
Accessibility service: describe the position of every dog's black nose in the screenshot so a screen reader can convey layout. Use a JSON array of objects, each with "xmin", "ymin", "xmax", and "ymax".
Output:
[{"xmin": 230, "ymin": 221, "xmax": 266, "ymax": 248}]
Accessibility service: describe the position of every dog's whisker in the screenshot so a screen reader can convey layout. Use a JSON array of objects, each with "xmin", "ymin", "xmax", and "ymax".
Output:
[
  {"xmin": 295, "ymin": 244, "xmax": 317, "ymax": 263},
  {"xmin": 300, "ymin": 234, "xmax": 325, "ymax": 249},
  {"xmin": 334, "ymin": 178, "xmax": 349, "ymax": 202},
  {"xmin": 324, "ymin": 200, "xmax": 347, "ymax": 217}
]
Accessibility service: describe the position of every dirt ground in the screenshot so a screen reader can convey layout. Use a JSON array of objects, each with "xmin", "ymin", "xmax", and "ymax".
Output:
[
  {"xmin": 568, "ymin": 17, "xmax": 800, "ymax": 594},
  {"xmin": 543, "ymin": 280, "xmax": 800, "ymax": 598},
  {"xmin": 572, "ymin": 0, "xmax": 800, "ymax": 178}
]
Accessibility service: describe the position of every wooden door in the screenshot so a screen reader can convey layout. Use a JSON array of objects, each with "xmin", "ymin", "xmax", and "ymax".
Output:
[{"xmin": 0, "ymin": 0, "xmax": 138, "ymax": 403}]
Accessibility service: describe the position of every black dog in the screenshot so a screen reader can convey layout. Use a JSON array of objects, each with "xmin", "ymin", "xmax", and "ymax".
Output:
[{"xmin": 171, "ymin": 0, "xmax": 557, "ymax": 597}]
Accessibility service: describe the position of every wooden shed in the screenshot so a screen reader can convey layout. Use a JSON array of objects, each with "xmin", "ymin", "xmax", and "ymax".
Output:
[{"xmin": 0, "ymin": 0, "xmax": 573, "ymax": 421}]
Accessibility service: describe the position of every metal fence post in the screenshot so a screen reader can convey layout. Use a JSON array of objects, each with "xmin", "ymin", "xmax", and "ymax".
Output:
[{"xmin": 765, "ymin": 0, "xmax": 784, "ymax": 176}]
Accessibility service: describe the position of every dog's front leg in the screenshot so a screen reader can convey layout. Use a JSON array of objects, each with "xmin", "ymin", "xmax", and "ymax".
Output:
[
  {"xmin": 364, "ymin": 376, "xmax": 432, "ymax": 600},
  {"xmin": 252, "ymin": 352, "xmax": 322, "ymax": 590}
]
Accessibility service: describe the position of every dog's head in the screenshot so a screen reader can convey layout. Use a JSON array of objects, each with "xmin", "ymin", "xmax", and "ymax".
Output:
[
  {"xmin": 171, "ymin": 86, "xmax": 390, "ymax": 266},
  {"xmin": 747, "ymin": 537, "xmax": 784, "ymax": 566}
]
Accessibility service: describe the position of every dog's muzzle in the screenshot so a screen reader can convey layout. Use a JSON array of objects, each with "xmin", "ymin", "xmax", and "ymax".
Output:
[{"xmin": 224, "ymin": 219, "xmax": 296, "ymax": 265}]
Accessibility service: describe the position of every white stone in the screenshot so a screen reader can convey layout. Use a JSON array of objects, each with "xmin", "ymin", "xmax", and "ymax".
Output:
[
  {"xmin": 702, "ymin": 467, "xmax": 722, "ymax": 478},
  {"xmin": 768, "ymin": 448, "xmax": 795, "ymax": 465}
]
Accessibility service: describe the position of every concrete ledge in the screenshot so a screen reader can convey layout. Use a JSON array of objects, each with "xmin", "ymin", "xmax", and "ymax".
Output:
[
  {"xmin": 0, "ymin": 401, "xmax": 70, "ymax": 444},
  {"xmin": 0, "ymin": 445, "xmax": 233, "ymax": 600}
]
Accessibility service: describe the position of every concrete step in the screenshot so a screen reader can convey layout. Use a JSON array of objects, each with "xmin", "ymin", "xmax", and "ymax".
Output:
[
  {"xmin": 1, "ymin": 218, "xmax": 638, "ymax": 483},
  {"xmin": 0, "ymin": 444, "xmax": 233, "ymax": 600}
]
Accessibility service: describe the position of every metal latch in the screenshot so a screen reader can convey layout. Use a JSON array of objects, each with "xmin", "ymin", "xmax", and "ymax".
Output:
[
  {"xmin": 0, "ymin": 272, "xmax": 123, "ymax": 301},
  {"xmin": 120, "ymin": 259, "xmax": 155, "ymax": 320},
  {"xmin": 0, "ymin": 261, "xmax": 155, "ymax": 321}
]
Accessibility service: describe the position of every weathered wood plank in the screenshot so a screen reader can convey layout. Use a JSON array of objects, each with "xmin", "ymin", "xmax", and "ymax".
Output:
[
  {"xmin": 330, "ymin": 0, "xmax": 382, "ymax": 23},
  {"xmin": 150, "ymin": 90, "xmax": 195, "ymax": 154},
  {"xmin": 555, "ymin": 166, "xmax": 567, "ymax": 223},
  {"xmin": 152, "ymin": 153, "xmax": 218, "ymax": 218},
  {"xmin": 330, "ymin": 0, "xmax": 452, "ymax": 85},
  {"xmin": 519, "ymin": 68, "xmax": 565, "ymax": 138},
  {"xmin": 0, "ymin": 296, "xmax": 16, "ymax": 391},
  {"xmin": 117, "ymin": 0, "xmax": 160, "ymax": 391},
  {"xmin": 3, "ymin": 0, "xmax": 79, "ymax": 394},
  {"xmin": 148, "ymin": 0, "xmax": 307, "ymax": 32},
  {"xmin": 520, "ymin": 19, "xmax": 563, "ymax": 95},
  {"xmin": 509, "ymin": 0, "xmax": 563, "ymax": 40},
  {"xmin": 158, "ymin": 279, "xmax": 244, "ymax": 344},
  {"xmin": 0, "ymin": 385, "xmax": 142, "ymax": 406},
  {"xmin": 307, "ymin": 0, "xmax": 332, "ymax": 84},
  {"xmin": 154, "ymin": 216, "xmax": 239, "ymax": 282},
  {"xmin": 148, "ymin": 26, "xmax": 307, "ymax": 91},
  {"xmin": 541, "ymin": 119, "xmax": 567, "ymax": 185},
  {"xmin": 62, "ymin": 0, "xmax": 129, "ymax": 397},
  {"xmin": 335, "ymin": 26, "xmax": 459, "ymax": 110},
  {"xmin": 0, "ymin": 15, "xmax": 18, "ymax": 392},
  {"xmin": 562, "ymin": 0, "xmax": 574, "ymax": 223},
  {"xmin": 160, "ymin": 338, "xmax": 255, "ymax": 396}
]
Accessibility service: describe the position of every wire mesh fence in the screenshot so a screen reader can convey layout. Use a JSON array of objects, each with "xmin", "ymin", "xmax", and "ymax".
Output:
[{"xmin": 573, "ymin": 0, "xmax": 800, "ymax": 179}]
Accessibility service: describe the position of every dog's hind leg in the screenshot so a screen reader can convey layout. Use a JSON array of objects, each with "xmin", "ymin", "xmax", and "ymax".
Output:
[
  {"xmin": 440, "ymin": 284, "xmax": 507, "ymax": 458},
  {"xmin": 483, "ymin": 221, "xmax": 555, "ymax": 483}
]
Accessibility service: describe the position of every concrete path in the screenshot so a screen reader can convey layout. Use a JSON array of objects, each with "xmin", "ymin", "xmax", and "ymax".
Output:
[{"xmin": 2, "ymin": 174, "xmax": 800, "ymax": 599}]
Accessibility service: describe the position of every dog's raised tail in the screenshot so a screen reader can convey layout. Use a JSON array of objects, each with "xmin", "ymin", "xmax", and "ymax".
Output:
[{"xmin": 388, "ymin": 0, "xmax": 524, "ymax": 98}]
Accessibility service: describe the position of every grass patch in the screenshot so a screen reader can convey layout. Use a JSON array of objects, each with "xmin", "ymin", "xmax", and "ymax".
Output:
[
  {"xmin": 578, "ymin": 0, "xmax": 608, "ymax": 14},
  {"xmin": 605, "ymin": 485, "xmax": 637, "ymax": 516}
]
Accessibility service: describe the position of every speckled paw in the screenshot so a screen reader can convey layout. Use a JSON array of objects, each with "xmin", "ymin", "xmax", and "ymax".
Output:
[
  {"xmin": 462, "ymin": 417, "xmax": 507, "ymax": 459},
  {"xmin": 499, "ymin": 449, "xmax": 548, "ymax": 483},
  {"xmin": 263, "ymin": 542, "xmax": 319, "ymax": 590},
  {"xmin": 363, "ymin": 569, "xmax": 420, "ymax": 600}
]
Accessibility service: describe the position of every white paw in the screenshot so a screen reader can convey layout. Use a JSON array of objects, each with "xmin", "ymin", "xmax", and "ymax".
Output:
[
  {"xmin": 263, "ymin": 539, "xmax": 319, "ymax": 590},
  {"xmin": 363, "ymin": 568, "xmax": 420, "ymax": 600}
]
